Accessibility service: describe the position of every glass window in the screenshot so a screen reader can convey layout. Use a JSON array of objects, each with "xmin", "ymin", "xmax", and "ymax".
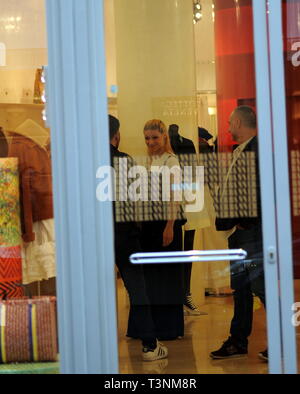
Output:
[
  {"xmin": 0, "ymin": 0, "xmax": 58, "ymax": 372},
  {"xmin": 105, "ymin": 0, "xmax": 270, "ymax": 374}
]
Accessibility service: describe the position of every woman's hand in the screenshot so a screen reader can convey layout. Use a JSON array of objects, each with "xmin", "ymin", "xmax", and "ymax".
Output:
[{"xmin": 163, "ymin": 221, "xmax": 174, "ymax": 247}]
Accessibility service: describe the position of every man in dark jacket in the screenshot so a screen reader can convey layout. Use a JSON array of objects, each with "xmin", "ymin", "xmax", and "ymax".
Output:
[
  {"xmin": 210, "ymin": 106, "xmax": 267, "ymax": 361},
  {"xmin": 109, "ymin": 115, "xmax": 168, "ymax": 362},
  {"xmin": 169, "ymin": 124, "xmax": 196, "ymax": 156}
]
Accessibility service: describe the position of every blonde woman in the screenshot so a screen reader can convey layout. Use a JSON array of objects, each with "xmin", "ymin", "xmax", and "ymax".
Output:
[{"xmin": 127, "ymin": 120, "xmax": 185, "ymax": 342}]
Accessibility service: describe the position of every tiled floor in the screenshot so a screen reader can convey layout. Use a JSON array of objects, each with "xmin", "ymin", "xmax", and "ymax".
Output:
[{"xmin": 117, "ymin": 280, "xmax": 300, "ymax": 374}]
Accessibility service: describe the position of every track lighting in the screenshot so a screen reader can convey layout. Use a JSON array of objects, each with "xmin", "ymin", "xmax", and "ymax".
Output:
[{"xmin": 193, "ymin": 1, "xmax": 202, "ymax": 24}]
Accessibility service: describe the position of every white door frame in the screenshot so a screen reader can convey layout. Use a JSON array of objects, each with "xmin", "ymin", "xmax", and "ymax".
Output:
[
  {"xmin": 45, "ymin": 0, "xmax": 118, "ymax": 374},
  {"xmin": 264, "ymin": 0, "xmax": 297, "ymax": 373},
  {"xmin": 253, "ymin": 0, "xmax": 297, "ymax": 374}
]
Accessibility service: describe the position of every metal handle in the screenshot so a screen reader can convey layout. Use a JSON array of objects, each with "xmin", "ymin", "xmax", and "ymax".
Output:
[{"xmin": 130, "ymin": 249, "xmax": 247, "ymax": 264}]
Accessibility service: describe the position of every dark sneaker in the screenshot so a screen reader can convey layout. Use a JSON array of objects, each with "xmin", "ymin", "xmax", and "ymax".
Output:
[
  {"xmin": 210, "ymin": 338, "xmax": 248, "ymax": 359},
  {"xmin": 258, "ymin": 349, "xmax": 268, "ymax": 362},
  {"xmin": 184, "ymin": 294, "xmax": 207, "ymax": 316}
]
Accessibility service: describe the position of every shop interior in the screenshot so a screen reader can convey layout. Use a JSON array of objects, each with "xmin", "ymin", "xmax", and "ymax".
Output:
[{"xmin": 0, "ymin": 0, "xmax": 299, "ymax": 374}]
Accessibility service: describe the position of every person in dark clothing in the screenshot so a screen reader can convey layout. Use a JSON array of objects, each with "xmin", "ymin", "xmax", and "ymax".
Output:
[
  {"xmin": 109, "ymin": 115, "xmax": 168, "ymax": 362},
  {"xmin": 168, "ymin": 124, "xmax": 202, "ymax": 315},
  {"xmin": 0, "ymin": 127, "xmax": 8, "ymax": 157},
  {"xmin": 198, "ymin": 127, "xmax": 213, "ymax": 142},
  {"xmin": 210, "ymin": 106, "xmax": 267, "ymax": 361},
  {"xmin": 134, "ymin": 119, "xmax": 185, "ymax": 340},
  {"xmin": 198, "ymin": 127, "xmax": 214, "ymax": 154},
  {"xmin": 169, "ymin": 124, "xmax": 197, "ymax": 155}
]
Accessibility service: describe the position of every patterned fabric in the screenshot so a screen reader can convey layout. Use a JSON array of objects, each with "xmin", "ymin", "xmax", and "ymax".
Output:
[
  {"xmin": 0, "ymin": 297, "xmax": 57, "ymax": 363},
  {"xmin": 114, "ymin": 154, "xmax": 186, "ymax": 223},
  {"xmin": 0, "ymin": 247, "xmax": 23, "ymax": 299},
  {"xmin": 0, "ymin": 159, "xmax": 22, "ymax": 246},
  {"xmin": 0, "ymin": 159, "xmax": 23, "ymax": 299},
  {"xmin": 0, "ymin": 361, "xmax": 59, "ymax": 374}
]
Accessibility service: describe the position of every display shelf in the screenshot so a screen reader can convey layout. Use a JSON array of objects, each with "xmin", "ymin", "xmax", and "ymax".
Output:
[
  {"xmin": 0, "ymin": 102, "xmax": 47, "ymax": 132},
  {"xmin": 0, "ymin": 103, "xmax": 44, "ymax": 109}
]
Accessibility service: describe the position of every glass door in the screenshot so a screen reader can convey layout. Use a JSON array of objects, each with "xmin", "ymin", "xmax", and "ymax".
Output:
[{"xmin": 103, "ymin": 0, "xmax": 298, "ymax": 374}]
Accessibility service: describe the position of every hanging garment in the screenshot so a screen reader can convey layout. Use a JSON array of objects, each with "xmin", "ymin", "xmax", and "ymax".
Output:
[
  {"xmin": 22, "ymin": 219, "xmax": 55, "ymax": 285},
  {"xmin": 8, "ymin": 132, "xmax": 55, "ymax": 284}
]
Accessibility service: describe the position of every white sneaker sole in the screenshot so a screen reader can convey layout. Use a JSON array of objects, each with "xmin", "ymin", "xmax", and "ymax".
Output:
[
  {"xmin": 143, "ymin": 346, "xmax": 168, "ymax": 362},
  {"xmin": 184, "ymin": 306, "xmax": 208, "ymax": 316}
]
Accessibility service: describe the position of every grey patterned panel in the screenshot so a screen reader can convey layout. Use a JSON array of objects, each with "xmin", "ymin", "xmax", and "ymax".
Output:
[{"xmin": 113, "ymin": 152, "xmax": 259, "ymax": 222}]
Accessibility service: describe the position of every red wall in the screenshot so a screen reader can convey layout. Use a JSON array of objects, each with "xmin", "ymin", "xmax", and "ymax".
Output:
[
  {"xmin": 214, "ymin": 0, "xmax": 256, "ymax": 152},
  {"xmin": 214, "ymin": 0, "xmax": 300, "ymax": 277}
]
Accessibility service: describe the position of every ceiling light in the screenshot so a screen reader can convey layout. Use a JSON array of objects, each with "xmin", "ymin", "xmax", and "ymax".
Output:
[{"xmin": 193, "ymin": 1, "xmax": 202, "ymax": 24}]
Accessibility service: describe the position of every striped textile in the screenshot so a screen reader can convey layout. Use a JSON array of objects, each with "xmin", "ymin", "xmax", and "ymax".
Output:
[{"xmin": 0, "ymin": 297, "xmax": 57, "ymax": 363}]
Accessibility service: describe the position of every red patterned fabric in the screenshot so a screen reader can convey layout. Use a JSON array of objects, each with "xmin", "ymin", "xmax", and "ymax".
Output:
[{"xmin": 0, "ymin": 247, "xmax": 23, "ymax": 300}]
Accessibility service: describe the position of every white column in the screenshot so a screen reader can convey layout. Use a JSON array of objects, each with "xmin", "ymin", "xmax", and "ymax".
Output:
[
  {"xmin": 113, "ymin": 0, "xmax": 198, "ymax": 156},
  {"xmin": 113, "ymin": 0, "xmax": 210, "ymax": 306}
]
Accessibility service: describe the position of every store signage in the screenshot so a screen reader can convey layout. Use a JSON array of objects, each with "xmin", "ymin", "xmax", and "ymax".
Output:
[
  {"xmin": 291, "ymin": 42, "xmax": 300, "ymax": 67},
  {"xmin": 0, "ymin": 42, "xmax": 6, "ymax": 67}
]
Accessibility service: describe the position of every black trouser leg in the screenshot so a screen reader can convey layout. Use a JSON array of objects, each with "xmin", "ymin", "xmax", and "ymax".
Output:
[
  {"xmin": 183, "ymin": 230, "xmax": 195, "ymax": 295},
  {"xmin": 117, "ymin": 260, "xmax": 156, "ymax": 345},
  {"xmin": 128, "ymin": 305, "xmax": 157, "ymax": 348},
  {"xmin": 229, "ymin": 280, "xmax": 254, "ymax": 347},
  {"xmin": 228, "ymin": 227, "xmax": 265, "ymax": 347}
]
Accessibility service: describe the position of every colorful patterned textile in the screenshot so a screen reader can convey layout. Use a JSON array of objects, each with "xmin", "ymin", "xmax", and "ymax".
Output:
[
  {"xmin": 0, "ymin": 297, "xmax": 57, "ymax": 363},
  {"xmin": 0, "ymin": 159, "xmax": 21, "ymax": 246},
  {"xmin": 0, "ymin": 159, "xmax": 23, "ymax": 299},
  {"xmin": 0, "ymin": 247, "xmax": 23, "ymax": 298},
  {"xmin": 0, "ymin": 361, "xmax": 59, "ymax": 374}
]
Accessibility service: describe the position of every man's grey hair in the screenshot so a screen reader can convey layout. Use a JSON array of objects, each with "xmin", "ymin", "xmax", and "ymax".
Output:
[{"xmin": 234, "ymin": 105, "xmax": 257, "ymax": 129}]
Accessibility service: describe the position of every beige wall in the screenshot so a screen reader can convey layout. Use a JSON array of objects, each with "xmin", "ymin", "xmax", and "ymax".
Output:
[
  {"xmin": 104, "ymin": 0, "xmax": 118, "ymax": 99},
  {"xmin": 113, "ymin": 0, "xmax": 199, "ymax": 157},
  {"xmin": 0, "ymin": 0, "xmax": 47, "ymax": 104}
]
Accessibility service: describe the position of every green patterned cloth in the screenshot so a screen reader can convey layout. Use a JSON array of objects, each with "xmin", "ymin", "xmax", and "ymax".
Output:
[
  {"xmin": 0, "ymin": 158, "xmax": 22, "ymax": 247},
  {"xmin": 0, "ymin": 362, "xmax": 60, "ymax": 374}
]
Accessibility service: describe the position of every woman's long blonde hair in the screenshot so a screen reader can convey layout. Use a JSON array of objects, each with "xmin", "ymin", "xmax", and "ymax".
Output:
[{"xmin": 143, "ymin": 119, "xmax": 174, "ymax": 155}]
